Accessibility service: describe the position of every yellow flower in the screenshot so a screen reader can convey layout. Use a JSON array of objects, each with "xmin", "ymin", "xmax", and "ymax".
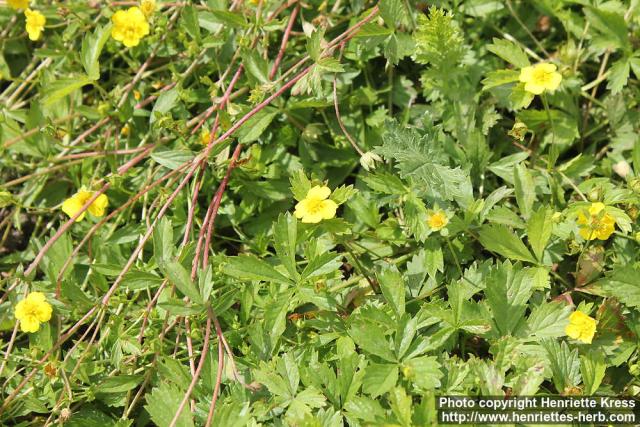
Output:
[
  {"xmin": 200, "ymin": 129, "xmax": 211, "ymax": 145},
  {"xmin": 133, "ymin": 90, "xmax": 141, "ymax": 100},
  {"xmin": 111, "ymin": 7, "xmax": 150, "ymax": 47},
  {"xmin": 565, "ymin": 310, "xmax": 597, "ymax": 344},
  {"xmin": 7, "ymin": 0, "xmax": 29, "ymax": 9},
  {"xmin": 519, "ymin": 63, "xmax": 562, "ymax": 95},
  {"xmin": 121, "ymin": 123, "xmax": 130, "ymax": 136},
  {"xmin": 24, "ymin": 9, "xmax": 45, "ymax": 41},
  {"xmin": 294, "ymin": 185, "xmax": 338, "ymax": 223},
  {"xmin": 427, "ymin": 210, "xmax": 448, "ymax": 231},
  {"xmin": 140, "ymin": 0, "xmax": 156, "ymax": 17},
  {"xmin": 14, "ymin": 292, "xmax": 52, "ymax": 333},
  {"xmin": 577, "ymin": 202, "xmax": 616, "ymax": 241},
  {"xmin": 61, "ymin": 190, "xmax": 109, "ymax": 222}
]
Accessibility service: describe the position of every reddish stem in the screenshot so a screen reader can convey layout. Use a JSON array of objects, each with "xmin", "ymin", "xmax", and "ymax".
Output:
[{"xmin": 269, "ymin": 4, "xmax": 300, "ymax": 80}]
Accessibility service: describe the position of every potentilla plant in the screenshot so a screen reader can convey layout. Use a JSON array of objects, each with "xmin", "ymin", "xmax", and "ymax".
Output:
[{"xmin": 0, "ymin": 0, "xmax": 639, "ymax": 425}]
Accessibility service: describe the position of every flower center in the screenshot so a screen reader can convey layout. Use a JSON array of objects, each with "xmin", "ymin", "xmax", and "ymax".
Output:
[
  {"xmin": 24, "ymin": 304, "xmax": 39, "ymax": 318},
  {"xmin": 533, "ymin": 69, "xmax": 553, "ymax": 84},
  {"xmin": 125, "ymin": 26, "xmax": 138, "ymax": 39},
  {"xmin": 305, "ymin": 198, "xmax": 324, "ymax": 214}
]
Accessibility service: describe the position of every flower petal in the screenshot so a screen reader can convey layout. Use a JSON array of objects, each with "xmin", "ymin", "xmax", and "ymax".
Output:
[
  {"xmin": 306, "ymin": 185, "xmax": 331, "ymax": 201},
  {"xmin": 88, "ymin": 193, "xmax": 108, "ymax": 217},
  {"xmin": 319, "ymin": 199, "xmax": 338, "ymax": 220},
  {"xmin": 20, "ymin": 316, "xmax": 40, "ymax": 333},
  {"xmin": 61, "ymin": 196, "xmax": 86, "ymax": 222}
]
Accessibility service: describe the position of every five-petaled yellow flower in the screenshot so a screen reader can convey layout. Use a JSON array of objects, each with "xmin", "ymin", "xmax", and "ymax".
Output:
[
  {"xmin": 7, "ymin": 0, "xmax": 29, "ymax": 10},
  {"xmin": 111, "ymin": 7, "xmax": 150, "ymax": 47},
  {"xmin": 577, "ymin": 202, "xmax": 616, "ymax": 241},
  {"xmin": 140, "ymin": 0, "xmax": 156, "ymax": 17},
  {"xmin": 62, "ymin": 190, "xmax": 109, "ymax": 222},
  {"xmin": 427, "ymin": 210, "xmax": 448, "ymax": 231},
  {"xmin": 14, "ymin": 292, "xmax": 53, "ymax": 333},
  {"xmin": 565, "ymin": 310, "xmax": 597, "ymax": 344},
  {"xmin": 294, "ymin": 185, "xmax": 338, "ymax": 223},
  {"xmin": 24, "ymin": 9, "xmax": 45, "ymax": 41},
  {"xmin": 519, "ymin": 63, "xmax": 562, "ymax": 95}
]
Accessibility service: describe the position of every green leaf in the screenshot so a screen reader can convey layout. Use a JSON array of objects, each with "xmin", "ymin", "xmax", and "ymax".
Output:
[
  {"xmin": 526, "ymin": 207, "xmax": 552, "ymax": 262},
  {"xmin": 289, "ymin": 169, "xmax": 312, "ymax": 201},
  {"xmin": 478, "ymin": 225, "xmax": 537, "ymax": 263},
  {"xmin": 593, "ymin": 267, "xmax": 640, "ymax": 308},
  {"xmin": 223, "ymin": 255, "xmax": 292, "ymax": 284},
  {"xmin": 584, "ymin": 7, "xmax": 629, "ymax": 51},
  {"xmin": 352, "ymin": 23, "xmax": 394, "ymax": 38},
  {"xmin": 487, "ymin": 38, "xmax": 530, "ymax": 68},
  {"xmin": 151, "ymin": 148, "xmax": 195, "ymax": 170},
  {"xmin": 273, "ymin": 213, "xmax": 298, "ymax": 280},
  {"xmin": 481, "ymin": 69, "xmax": 520, "ymax": 90},
  {"xmin": 208, "ymin": 10, "xmax": 248, "ymax": 28},
  {"xmin": 153, "ymin": 217, "xmax": 174, "ymax": 263},
  {"xmin": 607, "ymin": 58, "xmax": 630, "ymax": 94},
  {"xmin": 145, "ymin": 383, "xmax": 195, "ymax": 427},
  {"xmin": 376, "ymin": 122, "xmax": 471, "ymax": 201},
  {"xmin": 509, "ymin": 82, "xmax": 534, "ymax": 110},
  {"xmin": 378, "ymin": 265, "xmax": 405, "ymax": 317},
  {"xmin": 389, "ymin": 386, "xmax": 412, "ymax": 427},
  {"xmin": 349, "ymin": 320, "xmax": 395, "ymax": 362},
  {"xmin": 543, "ymin": 340, "xmax": 581, "ymax": 393},
  {"xmin": 307, "ymin": 29, "xmax": 323, "ymax": 62},
  {"xmin": 514, "ymin": 163, "xmax": 535, "ymax": 219},
  {"xmin": 41, "ymin": 76, "xmax": 94, "ymax": 107},
  {"xmin": 163, "ymin": 260, "xmax": 203, "ymax": 304},
  {"xmin": 521, "ymin": 302, "xmax": 571, "ymax": 340},
  {"xmin": 181, "ymin": 5, "xmax": 201, "ymax": 41},
  {"xmin": 94, "ymin": 375, "xmax": 142, "ymax": 393},
  {"xmin": 151, "ymin": 87, "xmax": 180, "ymax": 123},
  {"xmin": 301, "ymin": 252, "xmax": 342, "ymax": 281},
  {"xmin": 380, "ymin": 0, "xmax": 406, "ymax": 27},
  {"xmin": 484, "ymin": 261, "xmax": 533, "ymax": 337},
  {"xmin": 414, "ymin": 7, "xmax": 465, "ymax": 69},
  {"xmin": 362, "ymin": 364, "xmax": 398, "ymax": 398},
  {"xmin": 81, "ymin": 24, "xmax": 112, "ymax": 80},
  {"xmin": 316, "ymin": 57, "xmax": 344, "ymax": 73},
  {"xmin": 402, "ymin": 356, "xmax": 442, "ymax": 390},
  {"xmin": 580, "ymin": 350, "xmax": 606, "ymax": 395},
  {"xmin": 235, "ymin": 107, "xmax": 278, "ymax": 144}
]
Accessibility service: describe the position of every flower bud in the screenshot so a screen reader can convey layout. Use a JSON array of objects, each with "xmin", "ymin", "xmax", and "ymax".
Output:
[
  {"xmin": 360, "ymin": 152, "xmax": 382, "ymax": 171},
  {"xmin": 508, "ymin": 122, "xmax": 528, "ymax": 141}
]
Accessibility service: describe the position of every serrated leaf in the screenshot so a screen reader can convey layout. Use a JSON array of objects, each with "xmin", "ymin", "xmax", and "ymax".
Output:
[
  {"xmin": 223, "ymin": 255, "xmax": 292, "ymax": 284},
  {"xmin": 607, "ymin": 58, "xmax": 630, "ymax": 94},
  {"xmin": 402, "ymin": 356, "xmax": 442, "ymax": 390},
  {"xmin": 151, "ymin": 87, "xmax": 180, "ymax": 123},
  {"xmin": 145, "ymin": 383, "xmax": 195, "ymax": 427},
  {"xmin": 376, "ymin": 122, "xmax": 470, "ymax": 201},
  {"xmin": 478, "ymin": 225, "xmax": 537, "ymax": 263},
  {"xmin": 514, "ymin": 163, "xmax": 535, "ymax": 219},
  {"xmin": 481, "ymin": 69, "xmax": 520, "ymax": 90},
  {"xmin": 208, "ymin": 10, "xmax": 248, "ymax": 28},
  {"xmin": 484, "ymin": 261, "xmax": 533, "ymax": 336},
  {"xmin": 81, "ymin": 24, "xmax": 112, "ymax": 80},
  {"xmin": 378, "ymin": 265, "xmax": 405, "ymax": 317},
  {"xmin": 487, "ymin": 38, "xmax": 530, "ymax": 68},
  {"xmin": 235, "ymin": 107, "xmax": 277, "ymax": 144},
  {"xmin": 362, "ymin": 364, "xmax": 398, "ymax": 398},
  {"xmin": 151, "ymin": 148, "xmax": 195, "ymax": 170},
  {"xmin": 526, "ymin": 206, "xmax": 552, "ymax": 262},
  {"xmin": 163, "ymin": 260, "xmax": 203, "ymax": 304},
  {"xmin": 580, "ymin": 350, "xmax": 606, "ymax": 395},
  {"xmin": 274, "ymin": 213, "xmax": 298, "ymax": 280},
  {"xmin": 41, "ymin": 76, "xmax": 94, "ymax": 107}
]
